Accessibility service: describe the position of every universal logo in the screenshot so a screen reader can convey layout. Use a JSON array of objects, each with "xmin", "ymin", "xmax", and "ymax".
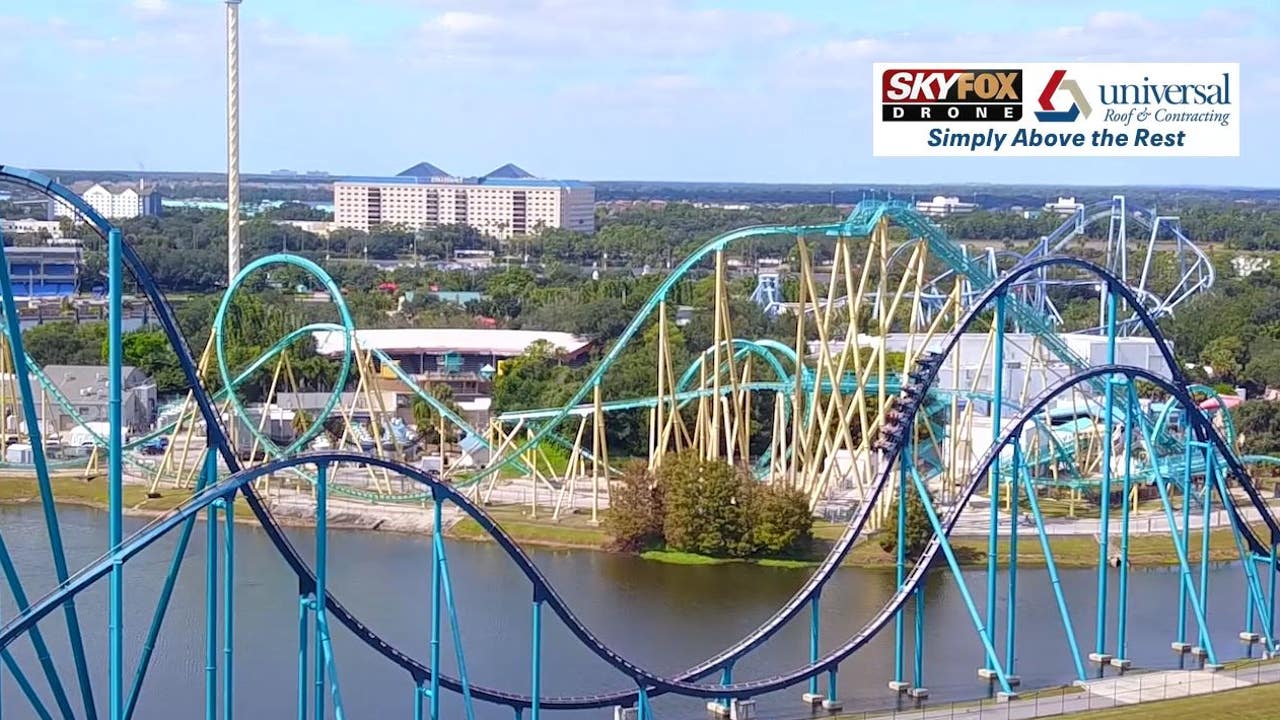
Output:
[{"xmin": 881, "ymin": 69, "xmax": 1023, "ymax": 122}]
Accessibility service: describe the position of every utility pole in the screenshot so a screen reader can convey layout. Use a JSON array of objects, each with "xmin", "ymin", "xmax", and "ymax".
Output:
[{"xmin": 227, "ymin": 0, "xmax": 243, "ymax": 282}]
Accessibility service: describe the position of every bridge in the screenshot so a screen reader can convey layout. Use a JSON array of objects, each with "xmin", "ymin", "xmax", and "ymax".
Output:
[{"xmin": 0, "ymin": 165, "xmax": 1275, "ymax": 719}]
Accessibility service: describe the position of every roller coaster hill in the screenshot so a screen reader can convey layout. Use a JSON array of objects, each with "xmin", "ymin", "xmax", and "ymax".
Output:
[{"xmin": 0, "ymin": 164, "xmax": 1277, "ymax": 719}]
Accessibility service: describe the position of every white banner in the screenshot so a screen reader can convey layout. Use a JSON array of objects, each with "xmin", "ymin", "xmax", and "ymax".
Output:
[{"xmin": 872, "ymin": 63, "xmax": 1239, "ymax": 157}]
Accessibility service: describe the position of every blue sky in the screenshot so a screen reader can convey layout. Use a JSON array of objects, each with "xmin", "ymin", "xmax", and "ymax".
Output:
[{"xmin": 4, "ymin": 1, "xmax": 1277, "ymax": 186}]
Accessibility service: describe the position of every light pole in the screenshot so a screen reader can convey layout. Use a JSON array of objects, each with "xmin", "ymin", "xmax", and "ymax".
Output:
[{"xmin": 226, "ymin": 0, "xmax": 243, "ymax": 283}]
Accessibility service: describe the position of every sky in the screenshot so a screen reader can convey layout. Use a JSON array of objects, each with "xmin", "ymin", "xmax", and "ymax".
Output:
[{"xmin": 3, "ymin": 0, "xmax": 1278, "ymax": 186}]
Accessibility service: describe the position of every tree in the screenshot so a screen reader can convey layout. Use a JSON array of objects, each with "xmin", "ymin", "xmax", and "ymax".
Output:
[
  {"xmin": 122, "ymin": 329, "xmax": 186, "ymax": 394},
  {"xmin": 1201, "ymin": 335, "xmax": 1247, "ymax": 384},
  {"xmin": 879, "ymin": 486, "xmax": 936, "ymax": 562},
  {"xmin": 1234, "ymin": 401, "xmax": 1280, "ymax": 455},
  {"xmin": 604, "ymin": 461, "xmax": 665, "ymax": 551},
  {"xmin": 411, "ymin": 384, "xmax": 460, "ymax": 445},
  {"xmin": 749, "ymin": 485, "xmax": 813, "ymax": 557},
  {"xmin": 23, "ymin": 321, "xmax": 107, "ymax": 366},
  {"xmin": 659, "ymin": 452, "xmax": 754, "ymax": 558},
  {"xmin": 492, "ymin": 341, "xmax": 579, "ymax": 413}
]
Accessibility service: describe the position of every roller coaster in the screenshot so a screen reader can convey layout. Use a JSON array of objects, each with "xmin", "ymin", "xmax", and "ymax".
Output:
[{"xmin": 0, "ymin": 164, "xmax": 1276, "ymax": 720}]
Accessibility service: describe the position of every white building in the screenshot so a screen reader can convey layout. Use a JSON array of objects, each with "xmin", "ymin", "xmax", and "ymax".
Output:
[
  {"xmin": 915, "ymin": 195, "xmax": 979, "ymax": 217},
  {"xmin": 1044, "ymin": 197, "xmax": 1085, "ymax": 216},
  {"xmin": 334, "ymin": 163, "xmax": 595, "ymax": 238},
  {"xmin": 0, "ymin": 218, "xmax": 65, "ymax": 239},
  {"xmin": 814, "ymin": 332, "xmax": 1173, "ymax": 416},
  {"xmin": 56, "ymin": 181, "xmax": 163, "ymax": 221}
]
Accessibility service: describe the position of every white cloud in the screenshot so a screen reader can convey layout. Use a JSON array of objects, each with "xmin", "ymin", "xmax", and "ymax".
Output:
[
  {"xmin": 412, "ymin": 0, "xmax": 800, "ymax": 68},
  {"xmin": 132, "ymin": 0, "xmax": 169, "ymax": 12},
  {"xmin": 430, "ymin": 11, "xmax": 499, "ymax": 35}
]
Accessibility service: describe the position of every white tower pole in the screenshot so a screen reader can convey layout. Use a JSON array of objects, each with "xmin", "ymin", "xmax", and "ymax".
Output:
[{"xmin": 226, "ymin": 0, "xmax": 243, "ymax": 282}]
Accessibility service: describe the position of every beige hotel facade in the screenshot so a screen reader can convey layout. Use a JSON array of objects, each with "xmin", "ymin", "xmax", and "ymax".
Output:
[{"xmin": 333, "ymin": 164, "xmax": 595, "ymax": 239}]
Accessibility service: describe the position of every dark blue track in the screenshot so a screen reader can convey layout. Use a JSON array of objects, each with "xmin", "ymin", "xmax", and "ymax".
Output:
[{"xmin": 0, "ymin": 166, "xmax": 1274, "ymax": 713}]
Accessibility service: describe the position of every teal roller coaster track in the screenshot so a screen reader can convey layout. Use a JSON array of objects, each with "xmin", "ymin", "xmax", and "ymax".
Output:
[{"xmin": 0, "ymin": 165, "xmax": 1275, "ymax": 720}]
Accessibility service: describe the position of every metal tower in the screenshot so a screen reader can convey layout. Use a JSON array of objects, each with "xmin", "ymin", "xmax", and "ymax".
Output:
[{"xmin": 226, "ymin": 0, "xmax": 242, "ymax": 282}]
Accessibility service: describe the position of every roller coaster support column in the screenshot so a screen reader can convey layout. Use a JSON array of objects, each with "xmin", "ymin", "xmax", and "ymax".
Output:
[
  {"xmin": 206, "ymin": 500, "xmax": 219, "ymax": 720},
  {"xmin": 109, "ymin": 224, "xmax": 125, "ymax": 719},
  {"xmin": 1174, "ymin": 439, "xmax": 1193, "ymax": 653},
  {"xmin": 311, "ymin": 462, "xmax": 347, "ymax": 719},
  {"xmin": 1143, "ymin": 426, "xmax": 1219, "ymax": 665},
  {"xmin": 1017, "ymin": 449, "xmax": 1087, "ymax": 683},
  {"xmin": 223, "ymin": 493, "xmax": 235, "ymax": 719},
  {"xmin": 803, "ymin": 594, "xmax": 823, "ymax": 703},
  {"xmin": 1195, "ymin": 445, "xmax": 1219, "ymax": 668},
  {"xmin": 1005, "ymin": 439, "xmax": 1021, "ymax": 683},
  {"xmin": 1113, "ymin": 382, "xmax": 1137, "ymax": 670},
  {"xmin": 430, "ymin": 498, "xmax": 442, "ymax": 720},
  {"xmin": 0, "ymin": 232, "xmax": 93, "ymax": 720},
  {"xmin": 982, "ymin": 292, "xmax": 1005, "ymax": 681},
  {"xmin": 530, "ymin": 595, "xmax": 543, "ymax": 720},
  {"xmin": 1270, "ymin": 544, "xmax": 1278, "ymax": 655},
  {"xmin": 1090, "ymin": 289, "xmax": 1118, "ymax": 667},
  {"xmin": 891, "ymin": 455, "xmax": 909, "ymax": 692},
  {"xmin": 912, "ymin": 583, "xmax": 927, "ymax": 699},
  {"xmin": 909, "ymin": 466, "xmax": 1016, "ymax": 698}
]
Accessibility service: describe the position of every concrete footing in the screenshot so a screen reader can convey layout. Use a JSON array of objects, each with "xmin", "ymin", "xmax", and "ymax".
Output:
[
  {"xmin": 977, "ymin": 668, "xmax": 998, "ymax": 680},
  {"xmin": 997, "ymin": 691, "xmax": 1019, "ymax": 702},
  {"xmin": 1204, "ymin": 663, "xmax": 1224, "ymax": 673},
  {"xmin": 1171, "ymin": 641, "xmax": 1192, "ymax": 653},
  {"xmin": 801, "ymin": 693, "xmax": 824, "ymax": 705},
  {"xmin": 1088, "ymin": 652, "xmax": 1112, "ymax": 665},
  {"xmin": 821, "ymin": 699, "xmax": 843, "ymax": 711},
  {"xmin": 888, "ymin": 680, "xmax": 910, "ymax": 692},
  {"xmin": 1190, "ymin": 646, "xmax": 1209, "ymax": 659},
  {"xmin": 1109, "ymin": 658, "xmax": 1132, "ymax": 670},
  {"xmin": 1239, "ymin": 631, "xmax": 1262, "ymax": 643},
  {"xmin": 613, "ymin": 707, "xmax": 638, "ymax": 720},
  {"xmin": 706, "ymin": 701, "xmax": 729, "ymax": 717},
  {"xmin": 728, "ymin": 699, "xmax": 756, "ymax": 720},
  {"xmin": 909, "ymin": 688, "xmax": 930, "ymax": 700}
]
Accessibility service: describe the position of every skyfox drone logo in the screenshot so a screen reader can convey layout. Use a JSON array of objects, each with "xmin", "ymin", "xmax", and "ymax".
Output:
[{"xmin": 881, "ymin": 69, "xmax": 1023, "ymax": 122}]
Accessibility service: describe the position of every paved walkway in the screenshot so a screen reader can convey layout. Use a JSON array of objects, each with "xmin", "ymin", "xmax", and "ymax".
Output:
[{"xmin": 830, "ymin": 661, "xmax": 1280, "ymax": 720}]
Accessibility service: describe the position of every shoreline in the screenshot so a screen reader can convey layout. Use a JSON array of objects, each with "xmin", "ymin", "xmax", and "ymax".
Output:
[{"xmin": 1, "ymin": 480, "xmax": 1256, "ymax": 572}]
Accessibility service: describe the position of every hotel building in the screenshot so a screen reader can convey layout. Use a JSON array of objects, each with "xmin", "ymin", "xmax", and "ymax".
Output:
[{"xmin": 333, "ymin": 163, "xmax": 595, "ymax": 238}]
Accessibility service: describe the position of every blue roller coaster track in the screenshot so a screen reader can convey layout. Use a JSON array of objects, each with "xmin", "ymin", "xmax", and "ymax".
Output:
[{"xmin": 0, "ymin": 165, "xmax": 1275, "ymax": 720}]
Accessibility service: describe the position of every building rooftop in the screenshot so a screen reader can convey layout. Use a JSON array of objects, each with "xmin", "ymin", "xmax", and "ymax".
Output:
[
  {"xmin": 4, "ymin": 246, "xmax": 81, "ymax": 258},
  {"xmin": 483, "ymin": 163, "xmax": 535, "ymax": 179},
  {"xmin": 38, "ymin": 365, "xmax": 151, "ymax": 401},
  {"xmin": 398, "ymin": 161, "xmax": 452, "ymax": 179},
  {"xmin": 313, "ymin": 328, "xmax": 591, "ymax": 359},
  {"xmin": 338, "ymin": 175, "xmax": 592, "ymax": 190}
]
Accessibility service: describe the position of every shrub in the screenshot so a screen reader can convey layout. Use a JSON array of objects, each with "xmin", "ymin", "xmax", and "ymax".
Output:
[
  {"xmin": 879, "ymin": 485, "xmax": 936, "ymax": 561},
  {"xmin": 660, "ymin": 452, "xmax": 754, "ymax": 558},
  {"xmin": 750, "ymin": 485, "xmax": 813, "ymax": 557},
  {"xmin": 604, "ymin": 461, "xmax": 664, "ymax": 552}
]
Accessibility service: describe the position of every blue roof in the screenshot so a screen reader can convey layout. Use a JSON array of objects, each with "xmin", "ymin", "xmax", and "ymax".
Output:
[
  {"xmin": 398, "ymin": 161, "xmax": 451, "ymax": 178},
  {"xmin": 483, "ymin": 163, "xmax": 534, "ymax": 179}
]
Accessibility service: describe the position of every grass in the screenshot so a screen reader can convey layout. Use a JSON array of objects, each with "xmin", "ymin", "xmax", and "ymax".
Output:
[
  {"xmin": 0, "ymin": 474, "xmax": 194, "ymax": 513},
  {"xmin": 1049, "ymin": 682, "xmax": 1280, "ymax": 718},
  {"xmin": 811, "ymin": 519, "xmax": 1260, "ymax": 570},
  {"xmin": 446, "ymin": 505, "xmax": 611, "ymax": 549},
  {"xmin": 640, "ymin": 550, "xmax": 731, "ymax": 565},
  {"xmin": 9, "ymin": 476, "xmax": 1264, "ymax": 573}
]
